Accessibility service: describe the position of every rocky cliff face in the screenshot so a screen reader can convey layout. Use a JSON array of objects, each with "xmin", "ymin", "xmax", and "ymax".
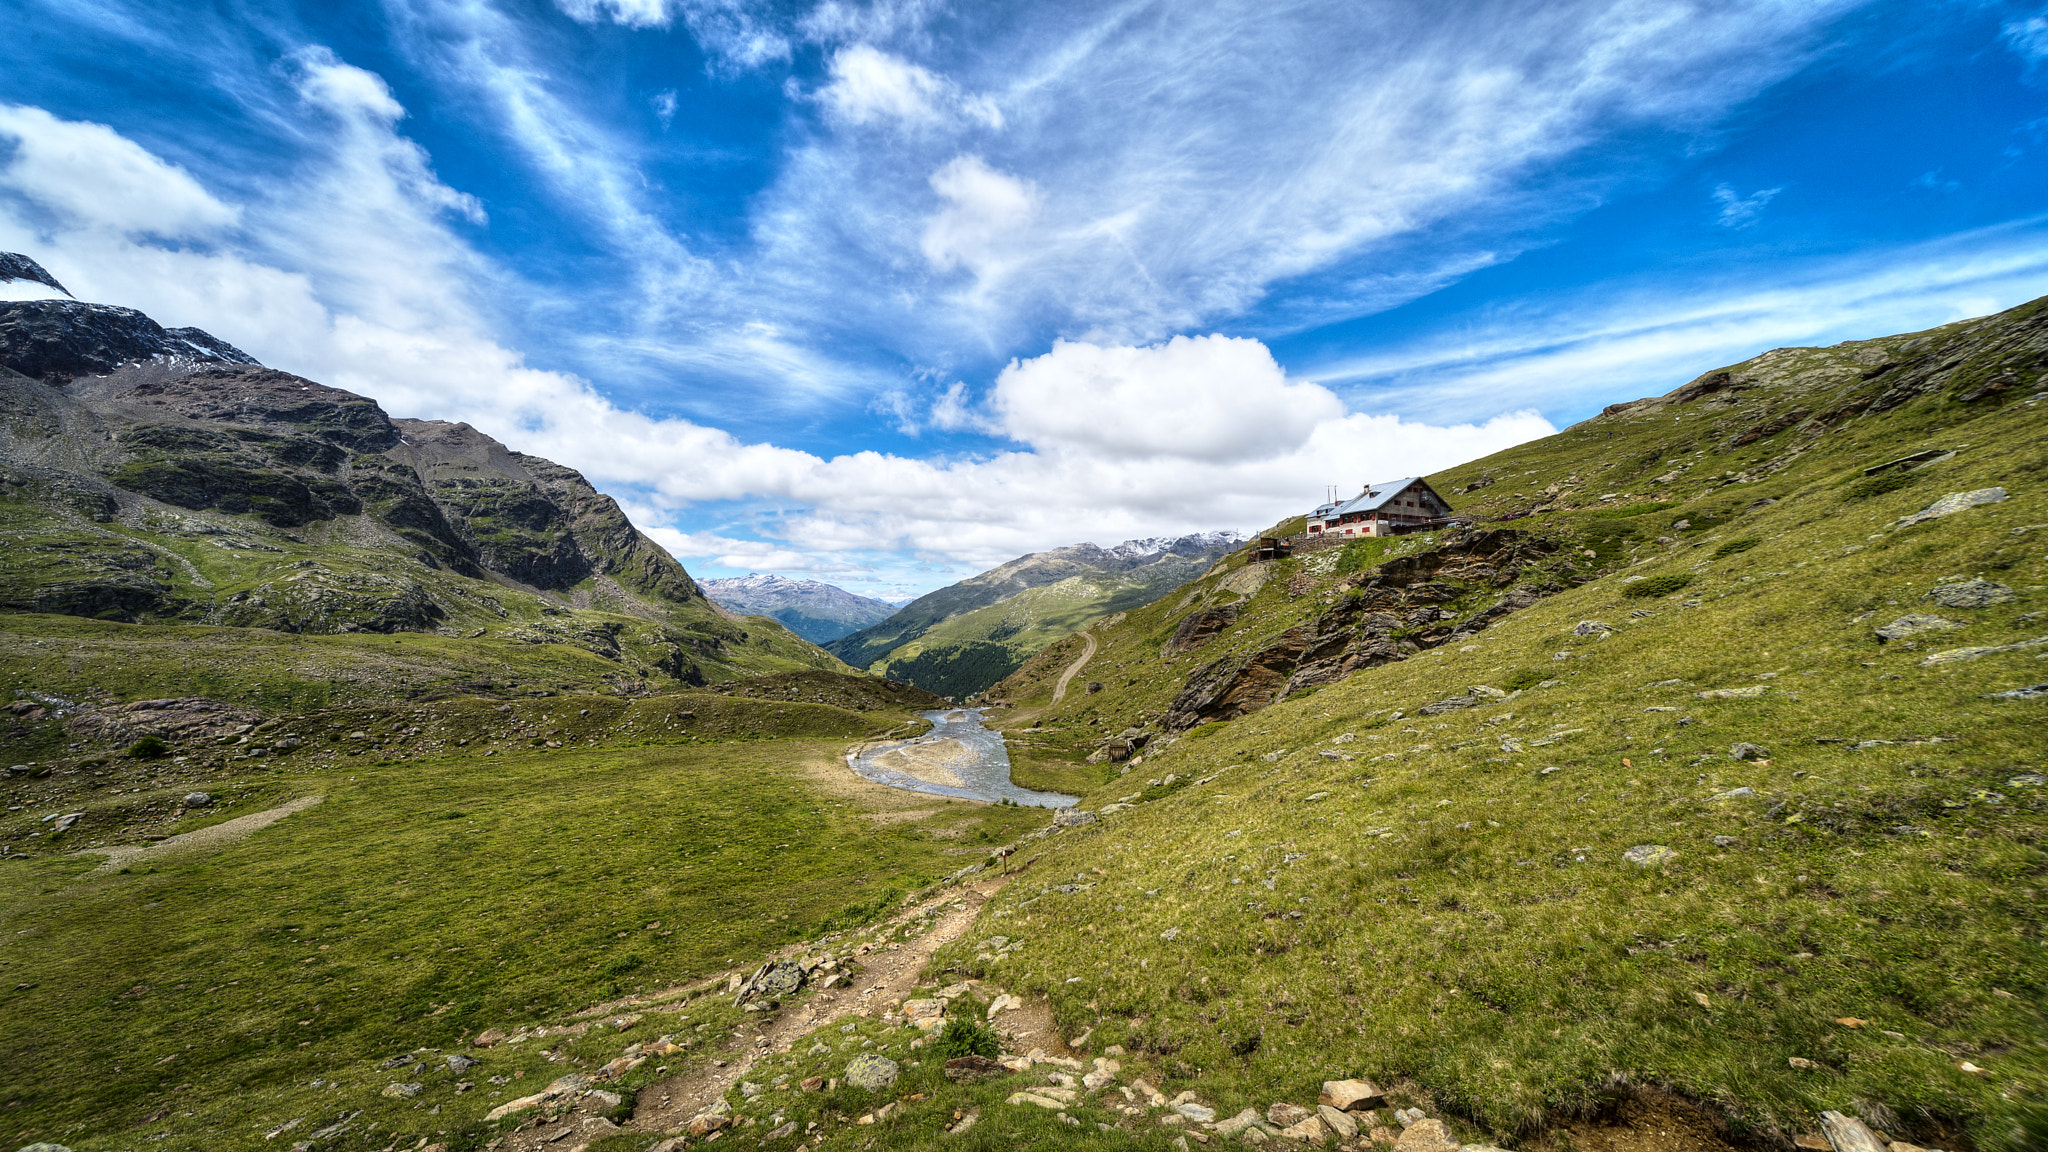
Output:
[
  {"xmin": 0, "ymin": 257, "xmax": 840, "ymax": 682},
  {"xmin": 0, "ymin": 299, "xmax": 260, "ymax": 381}
]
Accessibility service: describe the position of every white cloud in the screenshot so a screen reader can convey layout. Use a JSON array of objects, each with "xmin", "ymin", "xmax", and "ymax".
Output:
[
  {"xmin": 651, "ymin": 89, "xmax": 678, "ymax": 127},
  {"xmin": 749, "ymin": 0, "xmax": 1862, "ymax": 354},
  {"xmin": 2004, "ymin": 14, "xmax": 2048, "ymax": 67},
  {"xmin": 0, "ymin": 86, "xmax": 1549, "ymax": 580},
  {"xmin": 554, "ymin": 0, "xmax": 672, "ymax": 30},
  {"xmin": 0, "ymin": 103, "xmax": 239, "ymax": 238},
  {"xmin": 1712, "ymin": 182, "xmax": 1782, "ymax": 227},
  {"xmin": 554, "ymin": 0, "xmax": 792, "ymax": 66},
  {"xmin": 919, "ymin": 155, "xmax": 1038, "ymax": 279},
  {"xmin": 928, "ymin": 380, "xmax": 987, "ymax": 433},
  {"xmin": 817, "ymin": 45, "xmax": 1001, "ymax": 129},
  {"xmin": 820, "ymin": 44, "xmax": 949, "ymax": 125},
  {"xmin": 1305, "ymin": 220, "xmax": 2048, "ymax": 422},
  {"xmin": 799, "ymin": 0, "xmax": 944, "ymax": 47},
  {"xmin": 992, "ymin": 335, "xmax": 1344, "ymax": 462}
]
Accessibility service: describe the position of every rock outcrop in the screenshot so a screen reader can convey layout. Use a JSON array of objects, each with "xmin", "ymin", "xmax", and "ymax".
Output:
[{"xmin": 1163, "ymin": 529, "xmax": 1559, "ymax": 731}]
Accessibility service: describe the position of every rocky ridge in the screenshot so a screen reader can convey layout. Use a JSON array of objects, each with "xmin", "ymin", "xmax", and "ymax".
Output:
[{"xmin": 0, "ymin": 253, "xmax": 845, "ymax": 686}]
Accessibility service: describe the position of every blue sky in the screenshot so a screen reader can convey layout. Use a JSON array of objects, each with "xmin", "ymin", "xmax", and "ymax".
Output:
[{"xmin": 3, "ymin": 0, "xmax": 2046, "ymax": 598}]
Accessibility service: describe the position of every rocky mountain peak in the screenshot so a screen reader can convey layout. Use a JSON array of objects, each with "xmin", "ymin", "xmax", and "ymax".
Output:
[
  {"xmin": 0, "ymin": 252, "xmax": 72, "ymax": 297},
  {"xmin": 0, "ymin": 296, "xmax": 259, "ymax": 384}
]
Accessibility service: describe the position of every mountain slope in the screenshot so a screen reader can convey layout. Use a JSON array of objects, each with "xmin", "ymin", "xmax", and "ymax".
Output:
[
  {"xmin": 965, "ymin": 297, "xmax": 2048, "ymax": 1149},
  {"xmin": 0, "ymin": 263, "xmax": 848, "ymax": 690},
  {"xmin": 699, "ymin": 573, "xmax": 900, "ymax": 643},
  {"xmin": 825, "ymin": 531, "xmax": 1244, "ymax": 696}
]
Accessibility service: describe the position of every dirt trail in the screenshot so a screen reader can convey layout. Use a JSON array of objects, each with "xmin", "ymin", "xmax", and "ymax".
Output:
[
  {"xmin": 624, "ymin": 874, "xmax": 1018, "ymax": 1137},
  {"xmin": 77, "ymin": 794, "xmax": 323, "ymax": 875},
  {"xmin": 1049, "ymin": 630, "xmax": 1098, "ymax": 704}
]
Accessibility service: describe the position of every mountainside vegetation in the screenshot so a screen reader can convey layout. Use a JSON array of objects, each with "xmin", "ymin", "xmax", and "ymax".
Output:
[
  {"xmin": 963, "ymin": 295, "xmax": 2047, "ymax": 1151},
  {"xmin": 0, "ymin": 287, "xmax": 848, "ymax": 690},
  {"xmin": 827, "ymin": 533, "xmax": 1243, "ymax": 698},
  {"xmin": 2, "ymin": 273, "xmax": 2045, "ymax": 1152}
]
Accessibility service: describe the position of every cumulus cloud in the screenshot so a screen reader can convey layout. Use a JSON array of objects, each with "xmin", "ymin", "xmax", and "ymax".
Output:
[
  {"xmin": 817, "ymin": 45, "xmax": 1000, "ymax": 129},
  {"xmin": 0, "ymin": 92, "xmax": 1552, "ymax": 582},
  {"xmin": 992, "ymin": 335, "xmax": 1344, "ymax": 462},
  {"xmin": 919, "ymin": 155, "xmax": 1038, "ymax": 279},
  {"xmin": 0, "ymin": 104, "xmax": 239, "ymax": 238}
]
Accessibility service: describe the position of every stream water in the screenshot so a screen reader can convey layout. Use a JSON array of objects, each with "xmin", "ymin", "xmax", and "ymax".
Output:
[{"xmin": 848, "ymin": 708, "xmax": 1079, "ymax": 808}]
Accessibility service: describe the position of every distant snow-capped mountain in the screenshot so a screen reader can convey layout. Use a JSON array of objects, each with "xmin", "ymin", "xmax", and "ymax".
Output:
[
  {"xmin": 699, "ymin": 574, "xmax": 901, "ymax": 644},
  {"xmin": 1104, "ymin": 531, "xmax": 1248, "ymax": 560}
]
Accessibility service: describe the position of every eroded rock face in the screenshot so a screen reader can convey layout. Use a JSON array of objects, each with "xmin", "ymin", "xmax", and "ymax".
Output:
[
  {"xmin": 0, "ymin": 297, "xmax": 711, "ymax": 634},
  {"xmin": 1162, "ymin": 529, "xmax": 1559, "ymax": 731},
  {"xmin": 1161, "ymin": 603, "xmax": 1240, "ymax": 656},
  {"xmin": 0, "ymin": 299, "xmax": 258, "ymax": 382}
]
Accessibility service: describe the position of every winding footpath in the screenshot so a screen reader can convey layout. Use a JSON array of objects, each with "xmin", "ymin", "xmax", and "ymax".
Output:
[{"xmin": 1048, "ymin": 630, "xmax": 1098, "ymax": 704}]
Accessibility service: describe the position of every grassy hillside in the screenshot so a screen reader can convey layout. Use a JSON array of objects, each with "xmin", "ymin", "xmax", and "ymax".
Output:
[
  {"xmin": 0, "ymin": 675, "xmax": 1048, "ymax": 1151},
  {"xmin": 952, "ymin": 299, "xmax": 2048, "ymax": 1149},
  {"xmin": 3, "ymin": 299, "xmax": 2044, "ymax": 1152},
  {"xmin": 832, "ymin": 536, "xmax": 1240, "ymax": 698}
]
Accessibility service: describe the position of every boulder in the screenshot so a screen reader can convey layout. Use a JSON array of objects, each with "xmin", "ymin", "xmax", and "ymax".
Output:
[
  {"xmin": 1320, "ymin": 1079, "xmax": 1386, "ymax": 1111},
  {"xmin": 1054, "ymin": 808, "xmax": 1098, "ymax": 827},
  {"xmin": 1875, "ymin": 614, "xmax": 1962, "ymax": 641},
  {"xmin": 845, "ymin": 1053, "xmax": 900, "ymax": 1091},
  {"xmin": 1395, "ymin": 1118, "xmax": 1460, "ymax": 1152},
  {"xmin": 902, "ymin": 998, "xmax": 946, "ymax": 1030},
  {"xmin": 1278, "ymin": 1117, "xmax": 1329, "ymax": 1143},
  {"xmin": 1819, "ymin": 1111, "xmax": 1888, "ymax": 1152},
  {"xmin": 183, "ymin": 792, "xmax": 213, "ymax": 808},
  {"xmin": 1895, "ymin": 488, "xmax": 2006, "ymax": 527},
  {"xmin": 472, "ymin": 1028, "xmax": 509, "ymax": 1048},
  {"xmin": 1729, "ymin": 743, "xmax": 1768, "ymax": 761},
  {"xmin": 1215, "ymin": 1108, "xmax": 1266, "ymax": 1136},
  {"xmin": 1623, "ymin": 845, "xmax": 1678, "ymax": 867},
  {"xmin": 1268, "ymin": 1103, "xmax": 1314, "ymax": 1128},
  {"xmin": 1923, "ymin": 579, "xmax": 2014, "ymax": 609}
]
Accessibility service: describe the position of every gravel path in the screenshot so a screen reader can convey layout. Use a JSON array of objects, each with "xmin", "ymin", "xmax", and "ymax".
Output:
[
  {"xmin": 77, "ymin": 794, "xmax": 323, "ymax": 875},
  {"xmin": 1049, "ymin": 630, "xmax": 1099, "ymax": 704},
  {"xmin": 622, "ymin": 875, "xmax": 1019, "ymax": 1138}
]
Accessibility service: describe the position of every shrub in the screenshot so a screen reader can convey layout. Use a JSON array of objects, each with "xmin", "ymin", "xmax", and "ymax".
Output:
[
  {"xmin": 126, "ymin": 736, "xmax": 170, "ymax": 759},
  {"xmin": 930, "ymin": 1014, "xmax": 1001, "ymax": 1060},
  {"xmin": 1845, "ymin": 471, "xmax": 1916, "ymax": 500},
  {"xmin": 1623, "ymin": 574, "xmax": 1695, "ymax": 598},
  {"xmin": 1713, "ymin": 537, "xmax": 1762, "ymax": 558}
]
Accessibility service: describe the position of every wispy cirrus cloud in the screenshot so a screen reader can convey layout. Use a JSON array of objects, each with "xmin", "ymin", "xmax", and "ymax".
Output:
[
  {"xmin": 1306, "ymin": 218, "xmax": 2048, "ymax": 421},
  {"xmin": 1713, "ymin": 182, "xmax": 1783, "ymax": 227}
]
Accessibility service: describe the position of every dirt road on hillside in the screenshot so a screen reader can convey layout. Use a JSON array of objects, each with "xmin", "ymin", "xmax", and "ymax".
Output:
[{"xmin": 1049, "ymin": 631, "xmax": 1098, "ymax": 704}]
